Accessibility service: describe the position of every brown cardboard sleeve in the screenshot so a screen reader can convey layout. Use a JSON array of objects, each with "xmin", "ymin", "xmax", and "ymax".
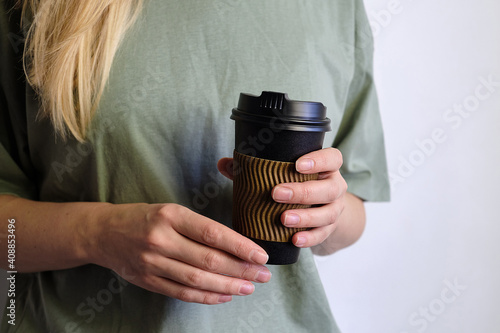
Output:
[{"xmin": 232, "ymin": 150, "xmax": 318, "ymax": 243}]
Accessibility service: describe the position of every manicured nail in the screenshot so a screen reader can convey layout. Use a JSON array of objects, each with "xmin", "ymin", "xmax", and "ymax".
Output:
[
  {"xmin": 218, "ymin": 295, "xmax": 233, "ymax": 303},
  {"xmin": 255, "ymin": 270, "xmax": 272, "ymax": 283},
  {"xmin": 284, "ymin": 213, "xmax": 300, "ymax": 226},
  {"xmin": 273, "ymin": 187, "xmax": 293, "ymax": 202},
  {"xmin": 239, "ymin": 282, "xmax": 255, "ymax": 295},
  {"xmin": 296, "ymin": 158, "xmax": 314, "ymax": 172},
  {"xmin": 295, "ymin": 236, "xmax": 306, "ymax": 247},
  {"xmin": 250, "ymin": 249, "xmax": 269, "ymax": 264}
]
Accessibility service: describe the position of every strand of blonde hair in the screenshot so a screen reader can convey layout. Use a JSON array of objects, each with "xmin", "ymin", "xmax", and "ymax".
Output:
[{"xmin": 22, "ymin": 0, "xmax": 143, "ymax": 142}]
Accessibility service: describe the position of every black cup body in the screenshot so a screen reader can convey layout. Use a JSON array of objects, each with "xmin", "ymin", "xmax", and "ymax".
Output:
[{"xmin": 234, "ymin": 121, "xmax": 325, "ymax": 162}]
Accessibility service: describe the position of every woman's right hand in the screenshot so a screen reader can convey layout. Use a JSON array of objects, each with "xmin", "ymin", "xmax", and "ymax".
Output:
[{"xmin": 88, "ymin": 203, "xmax": 271, "ymax": 305}]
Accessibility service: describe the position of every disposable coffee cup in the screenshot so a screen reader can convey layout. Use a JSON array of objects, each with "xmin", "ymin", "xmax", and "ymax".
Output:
[{"xmin": 230, "ymin": 91, "xmax": 331, "ymax": 265}]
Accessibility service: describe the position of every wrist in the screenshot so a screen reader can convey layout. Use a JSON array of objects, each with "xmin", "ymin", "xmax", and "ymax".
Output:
[
  {"xmin": 77, "ymin": 202, "xmax": 116, "ymax": 267},
  {"xmin": 81, "ymin": 202, "xmax": 151, "ymax": 269}
]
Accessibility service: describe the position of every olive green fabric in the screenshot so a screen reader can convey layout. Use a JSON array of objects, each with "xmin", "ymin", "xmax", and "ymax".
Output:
[{"xmin": 0, "ymin": 0, "xmax": 390, "ymax": 332}]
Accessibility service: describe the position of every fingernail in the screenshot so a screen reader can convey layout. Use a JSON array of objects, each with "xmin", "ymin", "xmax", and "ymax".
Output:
[
  {"xmin": 273, "ymin": 187, "xmax": 293, "ymax": 202},
  {"xmin": 239, "ymin": 282, "xmax": 255, "ymax": 295},
  {"xmin": 250, "ymin": 250, "xmax": 269, "ymax": 264},
  {"xmin": 256, "ymin": 270, "xmax": 272, "ymax": 283},
  {"xmin": 284, "ymin": 213, "xmax": 300, "ymax": 226},
  {"xmin": 296, "ymin": 158, "xmax": 314, "ymax": 172},
  {"xmin": 218, "ymin": 295, "xmax": 232, "ymax": 303},
  {"xmin": 295, "ymin": 236, "xmax": 306, "ymax": 247}
]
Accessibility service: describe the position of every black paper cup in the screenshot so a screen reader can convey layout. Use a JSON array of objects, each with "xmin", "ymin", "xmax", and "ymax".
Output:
[{"xmin": 231, "ymin": 91, "xmax": 331, "ymax": 265}]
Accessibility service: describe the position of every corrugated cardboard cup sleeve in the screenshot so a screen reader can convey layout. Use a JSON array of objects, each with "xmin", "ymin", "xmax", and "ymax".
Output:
[{"xmin": 232, "ymin": 150, "xmax": 319, "ymax": 243}]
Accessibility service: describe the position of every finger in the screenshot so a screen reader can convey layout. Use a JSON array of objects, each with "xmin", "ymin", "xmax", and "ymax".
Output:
[
  {"xmin": 217, "ymin": 157, "xmax": 234, "ymax": 180},
  {"xmin": 138, "ymin": 274, "xmax": 233, "ymax": 305},
  {"xmin": 165, "ymin": 231, "xmax": 272, "ymax": 283},
  {"xmin": 292, "ymin": 224, "xmax": 337, "ymax": 248},
  {"xmin": 281, "ymin": 200, "xmax": 345, "ymax": 228},
  {"xmin": 272, "ymin": 172, "xmax": 347, "ymax": 205},
  {"xmin": 171, "ymin": 209, "xmax": 269, "ymax": 265},
  {"xmin": 147, "ymin": 255, "xmax": 257, "ymax": 296},
  {"xmin": 295, "ymin": 147, "xmax": 343, "ymax": 174}
]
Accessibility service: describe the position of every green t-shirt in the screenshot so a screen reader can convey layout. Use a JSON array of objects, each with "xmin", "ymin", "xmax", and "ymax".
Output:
[{"xmin": 0, "ymin": 0, "xmax": 390, "ymax": 332}]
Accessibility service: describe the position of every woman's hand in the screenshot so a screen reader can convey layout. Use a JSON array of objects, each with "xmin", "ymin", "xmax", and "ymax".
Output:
[
  {"xmin": 89, "ymin": 203, "xmax": 271, "ymax": 305},
  {"xmin": 218, "ymin": 147, "xmax": 354, "ymax": 253}
]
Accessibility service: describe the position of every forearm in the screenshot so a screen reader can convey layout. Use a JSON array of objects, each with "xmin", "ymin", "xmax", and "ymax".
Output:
[
  {"xmin": 0, "ymin": 194, "xmax": 109, "ymax": 272},
  {"xmin": 311, "ymin": 192, "xmax": 366, "ymax": 255}
]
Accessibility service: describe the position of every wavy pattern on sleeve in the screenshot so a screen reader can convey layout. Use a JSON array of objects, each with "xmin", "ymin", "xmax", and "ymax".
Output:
[{"xmin": 232, "ymin": 150, "xmax": 318, "ymax": 242}]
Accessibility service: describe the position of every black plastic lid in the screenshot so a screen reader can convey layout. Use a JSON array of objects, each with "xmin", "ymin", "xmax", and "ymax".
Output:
[{"xmin": 230, "ymin": 91, "xmax": 331, "ymax": 132}]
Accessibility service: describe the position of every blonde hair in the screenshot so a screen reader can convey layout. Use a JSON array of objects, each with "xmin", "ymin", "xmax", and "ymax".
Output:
[{"xmin": 22, "ymin": 0, "xmax": 143, "ymax": 142}]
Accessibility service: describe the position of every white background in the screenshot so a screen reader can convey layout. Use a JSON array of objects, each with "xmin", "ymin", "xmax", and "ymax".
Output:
[
  {"xmin": 316, "ymin": 0, "xmax": 500, "ymax": 332},
  {"xmin": 2, "ymin": 1, "xmax": 499, "ymax": 332}
]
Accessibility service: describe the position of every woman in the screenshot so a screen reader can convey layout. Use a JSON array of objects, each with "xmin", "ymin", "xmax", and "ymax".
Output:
[{"xmin": 0, "ymin": 0, "xmax": 390, "ymax": 332}]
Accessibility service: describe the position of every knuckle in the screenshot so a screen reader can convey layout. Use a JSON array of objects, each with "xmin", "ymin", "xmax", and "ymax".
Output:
[
  {"xmin": 229, "ymin": 238, "xmax": 248, "ymax": 259},
  {"xmin": 341, "ymin": 177, "xmax": 348, "ymax": 193},
  {"xmin": 135, "ymin": 274, "xmax": 164, "ymax": 295},
  {"xmin": 327, "ymin": 200, "xmax": 345, "ymax": 225},
  {"xmin": 139, "ymin": 274, "xmax": 156, "ymax": 288},
  {"xmin": 201, "ymin": 293, "xmax": 217, "ymax": 305},
  {"xmin": 157, "ymin": 203, "xmax": 182, "ymax": 224},
  {"xmin": 334, "ymin": 148, "xmax": 343, "ymax": 166},
  {"xmin": 137, "ymin": 252, "xmax": 154, "ymax": 271},
  {"xmin": 238, "ymin": 261, "xmax": 253, "ymax": 279},
  {"xmin": 185, "ymin": 270, "xmax": 204, "ymax": 288},
  {"xmin": 201, "ymin": 251, "xmax": 223, "ymax": 272},
  {"xmin": 200, "ymin": 224, "xmax": 222, "ymax": 246},
  {"xmin": 176, "ymin": 288, "xmax": 196, "ymax": 303},
  {"xmin": 316, "ymin": 229, "xmax": 329, "ymax": 245},
  {"xmin": 336, "ymin": 202, "xmax": 346, "ymax": 220},
  {"xmin": 222, "ymin": 279, "xmax": 237, "ymax": 295},
  {"xmin": 144, "ymin": 230, "xmax": 163, "ymax": 251},
  {"xmin": 299, "ymin": 185, "xmax": 313, "ymax": 201},
  {"xmin": 328, "ymin": 207, "xmax": 340, "ymax": 224},
  {"xmin": 144, "ymin": 204, "xmax": 179, "ymax": 237},
  {"xmin": 328, "ymin": 176, "xmax": 347, "ymax": 202},
  {"xmin": 327, "ymin": 185, "xmax": 337, "ymax": 202},
  {"xmin": 154, "ymin": 204, "xmax": 170, "ymax": 222},
  {"xmin": 135, "ymin": 274, "xmax": 150, "ymax": 288}
]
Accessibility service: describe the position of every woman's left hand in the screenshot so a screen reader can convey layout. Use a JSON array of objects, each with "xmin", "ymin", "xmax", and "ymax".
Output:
[{"xmin": 218, "ymin": 147, "xmax": 347, "ymax": 249}]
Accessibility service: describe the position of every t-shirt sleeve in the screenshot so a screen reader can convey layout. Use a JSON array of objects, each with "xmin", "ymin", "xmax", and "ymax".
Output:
[
  {"xmin": 0, "ymin": 2, "xmax": 38, "ymax": 199},
  {"xmin": 332, "ymin": 1, "xmax": 391, "ymax": 202}
]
